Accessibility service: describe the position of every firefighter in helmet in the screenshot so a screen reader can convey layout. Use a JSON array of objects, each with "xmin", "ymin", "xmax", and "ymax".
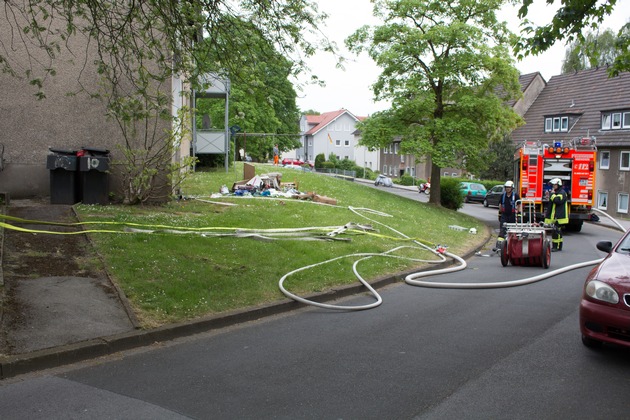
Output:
[
  {"xmin": 494, "ymin": 180, "xmax": 521, "ymax": 251},
  {"xmin": 544, "ymin": 178, "xmax": 568, "ymax": 251}
]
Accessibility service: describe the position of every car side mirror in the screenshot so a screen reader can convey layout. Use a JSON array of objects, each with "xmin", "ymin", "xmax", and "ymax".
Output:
[{"xmin": 596, "ymin": 241, "xmax": 613, "ymax": 253}]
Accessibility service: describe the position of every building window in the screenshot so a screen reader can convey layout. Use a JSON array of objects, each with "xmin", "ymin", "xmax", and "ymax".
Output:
[
  {"xmin": 383, "ymin": 164, "xmax": 387, "ymax": 174},
  {"xmin": 621, "ymin": 151, "xmax": 630, "ymax": 171},
  {"xmin": 394, "ymin": 143, "xmax": 399, "ymax": 154},
  {"xmin": 389, "ymin": 144, "xmax": 393, "ymax": 154},
  {"xmin": 335, "ymin": 139, "xmax": 341, "ymax": 146},
  {"xmin": 600, "ymin": 150, "xmax": 610, "ymax": 169},
  {"xmin": 344, "ymin": 155, "xmax": 349, "ymax": 160},
  {"xmin": 602, "ymin": 110, "xmax": 630, "ymax": 130},
  {"xmin": 344, "ymin": 140, "xmax": 350, "ymax": 146},
  {"xmin": 618, "ymin": 193, "xmax": 629, "ymax": 214},
  {"xmin": 544, "ymin": 116, "xmax": 569, "ymax": 132},
  {"xmin": 601, "ymin": 114, "xmax": 611, "ymax": 129},
  {"xmin": 597, "ymin": 191, "xmax": 608, "ymax": 210}
]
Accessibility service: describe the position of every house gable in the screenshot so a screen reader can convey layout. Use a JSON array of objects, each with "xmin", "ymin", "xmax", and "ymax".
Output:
[{"xmin": 512, "ymin": 67, "xmax": 630, "ymax": 147}]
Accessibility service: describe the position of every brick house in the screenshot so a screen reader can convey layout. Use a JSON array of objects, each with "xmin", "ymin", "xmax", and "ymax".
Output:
[{"xmin": 511, "ymin": 67, "xmax": 630, "ymax": 219}]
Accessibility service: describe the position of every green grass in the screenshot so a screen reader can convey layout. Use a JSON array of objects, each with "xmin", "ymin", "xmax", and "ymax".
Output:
[{"xmin": 76, "ymin": 163, "xmax": 487, "ymax": 327}]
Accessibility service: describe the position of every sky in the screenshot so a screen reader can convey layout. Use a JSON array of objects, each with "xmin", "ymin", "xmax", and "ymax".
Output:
[{"xmin": 295, "ymin": 0, "xmax": 630, "ymax": 117}]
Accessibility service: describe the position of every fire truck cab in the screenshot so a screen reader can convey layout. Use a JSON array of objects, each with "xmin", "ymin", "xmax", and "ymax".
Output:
[{"xmin": 514, "ymin": 136, "xmax": 597, "ymax": 232}]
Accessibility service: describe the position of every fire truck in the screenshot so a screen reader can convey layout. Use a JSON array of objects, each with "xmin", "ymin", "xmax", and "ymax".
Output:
[{"xmin": 514, "ymin": 136, "xmax": 597, "ymax": 232}]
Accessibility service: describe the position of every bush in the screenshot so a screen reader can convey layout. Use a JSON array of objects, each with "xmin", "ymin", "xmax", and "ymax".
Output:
[
  {"xmin": 399, "ymin": 174, "xmax": 415, "ymax": 186},
  {"xmin": 354, "ymin": 165, "xmax": 374, "ymax": 180},
  {"xmin": 314, "ymin": 153, "xmax": 326, "ymax": 169},
  {"xmin": 321, "ymin": 161, "xmax": 335, "ymax": 169},
  {"xmin": 440, "ymin": 177, "xmax": 464, "ymax": 210},
  {"xmin": 337, "ymin": 158, "xmax": 355, "ymax": 171}
]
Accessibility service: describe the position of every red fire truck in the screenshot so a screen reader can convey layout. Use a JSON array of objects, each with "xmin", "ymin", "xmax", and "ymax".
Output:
[{"xmin": 514, "ymin": 136, "xmax": 597, "ymax": 232}]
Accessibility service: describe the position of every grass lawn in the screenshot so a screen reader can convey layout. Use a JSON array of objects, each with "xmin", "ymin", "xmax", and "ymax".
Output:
[{"xmin": 76, "ymin": 163, "xmax": 488, "ymax": 327}]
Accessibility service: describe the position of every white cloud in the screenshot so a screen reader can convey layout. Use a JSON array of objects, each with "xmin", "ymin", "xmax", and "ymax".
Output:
[{"xmin": 296, "ymin": 0, "xmax": 629, "ymax": 117}]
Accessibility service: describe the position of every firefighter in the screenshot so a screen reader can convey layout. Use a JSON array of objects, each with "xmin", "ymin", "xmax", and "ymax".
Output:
[
  {"xmin": 544, "ymin": 178, "xmax": 568, "ymax": 251},
  {"xmin": 494, "ymin": 180, "xmax": 521, "ymax": 251}
]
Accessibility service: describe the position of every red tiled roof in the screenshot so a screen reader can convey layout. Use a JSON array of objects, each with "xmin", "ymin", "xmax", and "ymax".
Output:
[{"xmin": 304, "ymin": 109, "xmax": 365, "ymax": 135}]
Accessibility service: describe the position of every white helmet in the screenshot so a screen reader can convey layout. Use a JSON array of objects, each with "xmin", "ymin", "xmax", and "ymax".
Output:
[
  {"xmin": 504, "ymin": 180, "xmax": 514, "ymax": 188},
  {"xmin": 550, "ymin": 178, "xmax": 562, "ymax": 186}
]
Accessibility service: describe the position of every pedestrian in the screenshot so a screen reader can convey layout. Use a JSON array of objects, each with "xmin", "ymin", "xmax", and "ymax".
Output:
[
  {"xmin": 273, "ymin": 144, "xmax": 279, "ymax": 166},
  {"xmin": 544, "ymin": 178, "xmax": 568, "ymax": 251},
  {"xmin": 495, "ymin": 180, "xmax": 521, "ymax": 251}
]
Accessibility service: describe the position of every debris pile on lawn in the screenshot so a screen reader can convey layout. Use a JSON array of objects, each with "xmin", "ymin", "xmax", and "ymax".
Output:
[{"xmin": 210, "ymin": 171, "xmax": 337, "ymax": 205}]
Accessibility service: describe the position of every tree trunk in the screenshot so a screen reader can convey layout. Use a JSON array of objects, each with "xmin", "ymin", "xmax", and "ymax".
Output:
[{"xmin": 428, "ymin": 163, "xmax": 442, "ymax": 205}]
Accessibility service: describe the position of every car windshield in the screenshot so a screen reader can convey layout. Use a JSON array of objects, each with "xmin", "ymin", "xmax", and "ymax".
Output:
[{"xmin": 617, "ymin": 233, "xmax": 630, "ymax": 253}]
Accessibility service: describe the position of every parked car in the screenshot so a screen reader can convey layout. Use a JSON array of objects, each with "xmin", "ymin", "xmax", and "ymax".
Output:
[
  {"xmin": 460, "ymin": 182, "xmax": 487, "ymax": 203},
  {"xmin": 483, "ymin": 185, "xmax": 504, "ymax": 208},
  {"xmin": 579, "ymin": 229, "xmax": 630, "ymax": 349},
  {"xmin": 374, "ymin": 174, "xmax": 393, "ymax": 187},
  {"xmin": 281, "ymin": 157, "xmax": 303, "ymax": 166},
  {"xmin": 281, "ymin": 158, "xmax": 313, "ymax": 167}
]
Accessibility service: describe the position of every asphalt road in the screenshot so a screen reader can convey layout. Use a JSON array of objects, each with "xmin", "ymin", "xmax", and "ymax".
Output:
[{"xmin": 1, "ymin": 189, "xmax": 629, "ymax": 419}]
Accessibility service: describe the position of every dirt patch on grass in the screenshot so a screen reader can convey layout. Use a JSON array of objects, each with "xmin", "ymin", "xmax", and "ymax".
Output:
[{"xmin": 0, "ymin": 199, "xmax": 133, "ymax": 355}]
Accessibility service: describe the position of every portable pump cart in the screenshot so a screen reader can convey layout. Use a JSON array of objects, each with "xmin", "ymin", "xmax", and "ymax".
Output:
[{"xmin": 499, "ymin": 200, "xmax": 553, "ymax": 269}]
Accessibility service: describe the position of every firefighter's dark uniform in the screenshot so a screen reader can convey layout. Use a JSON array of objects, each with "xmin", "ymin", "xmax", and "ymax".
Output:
[
  {"xmin": 544, "ymin": 186, "xmax": 568, "ymax": 251},
  {"xmin": 499, "ymin": 190, "xmax": 520, "ymax": 239}
]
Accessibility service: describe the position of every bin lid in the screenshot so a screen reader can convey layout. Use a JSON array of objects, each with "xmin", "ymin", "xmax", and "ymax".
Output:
[
  {"xmin": 49, "ymin": 148, "xmax": 77, "ymax": 155},
  {"xmin": 79, "ymin": 147, "xmax": 110, "ymax": 156}
]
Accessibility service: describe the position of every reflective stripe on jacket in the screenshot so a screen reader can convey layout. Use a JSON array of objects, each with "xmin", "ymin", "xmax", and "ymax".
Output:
[{"xmin": 544, "ymin": 189, "xmax": 568, "ymax": 225}]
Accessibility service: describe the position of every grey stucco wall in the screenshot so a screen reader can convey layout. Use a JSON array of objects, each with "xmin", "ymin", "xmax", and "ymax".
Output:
[{"xmin": 0, "ymin": 7, "xmax": 172, "ymax": 201}]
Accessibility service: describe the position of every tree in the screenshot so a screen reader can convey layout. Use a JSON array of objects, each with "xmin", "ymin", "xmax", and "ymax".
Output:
[
  {"xmin": 515, "ymin": 0, "xmax": 629, "ymax": 76},
  {"xmin": 347, "ymin": 0, "xmax": 523, "ymax": 205},
  {"xmin": 477, "ymin": 135, "xmax": 518, "ymax": 181},
  {"xmin": 562, "ymin": 28, "xmax": 623, "ymax": 74},
  {"xmin": 0, "ymin": 0, "xmax": 331, "ymax": 203},
  {"xmin": 194, "ymin": 17, "xmax": 301, "ymax": 163}
]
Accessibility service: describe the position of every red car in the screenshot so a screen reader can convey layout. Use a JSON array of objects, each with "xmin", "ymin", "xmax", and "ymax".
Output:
[
  {"xmin": 579, "ymin": 229, "xmax": 630, "ymax": 349},
  {"xmin": 281, "ymin": 158, "xmax": 313, "ymax": 167}
]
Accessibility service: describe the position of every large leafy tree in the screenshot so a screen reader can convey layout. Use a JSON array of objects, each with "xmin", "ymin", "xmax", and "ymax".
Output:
[
  {"xmin": 562, "ymin": 28, "xmax": 625, "ymax": 73},
  {"xmin": 0, "ymin": 0, "xmax": 329, "ymax": 203},
  {"xmin": 515, "ymin": 0, "xmax": 629, "ymax": 76},
  {"xmin": 195, "ymin": 17, "xmax": 301, "ymax": 163},
  {"xmin": 347, "ymin": 0, "xmax": 523, "ymax": 204}
]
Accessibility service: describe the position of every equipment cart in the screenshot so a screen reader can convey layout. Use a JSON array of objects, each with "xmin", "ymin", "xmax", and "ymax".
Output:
[{"xmin": 499, "ymin": 200, "xmax": 553, "ymax": 268}]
